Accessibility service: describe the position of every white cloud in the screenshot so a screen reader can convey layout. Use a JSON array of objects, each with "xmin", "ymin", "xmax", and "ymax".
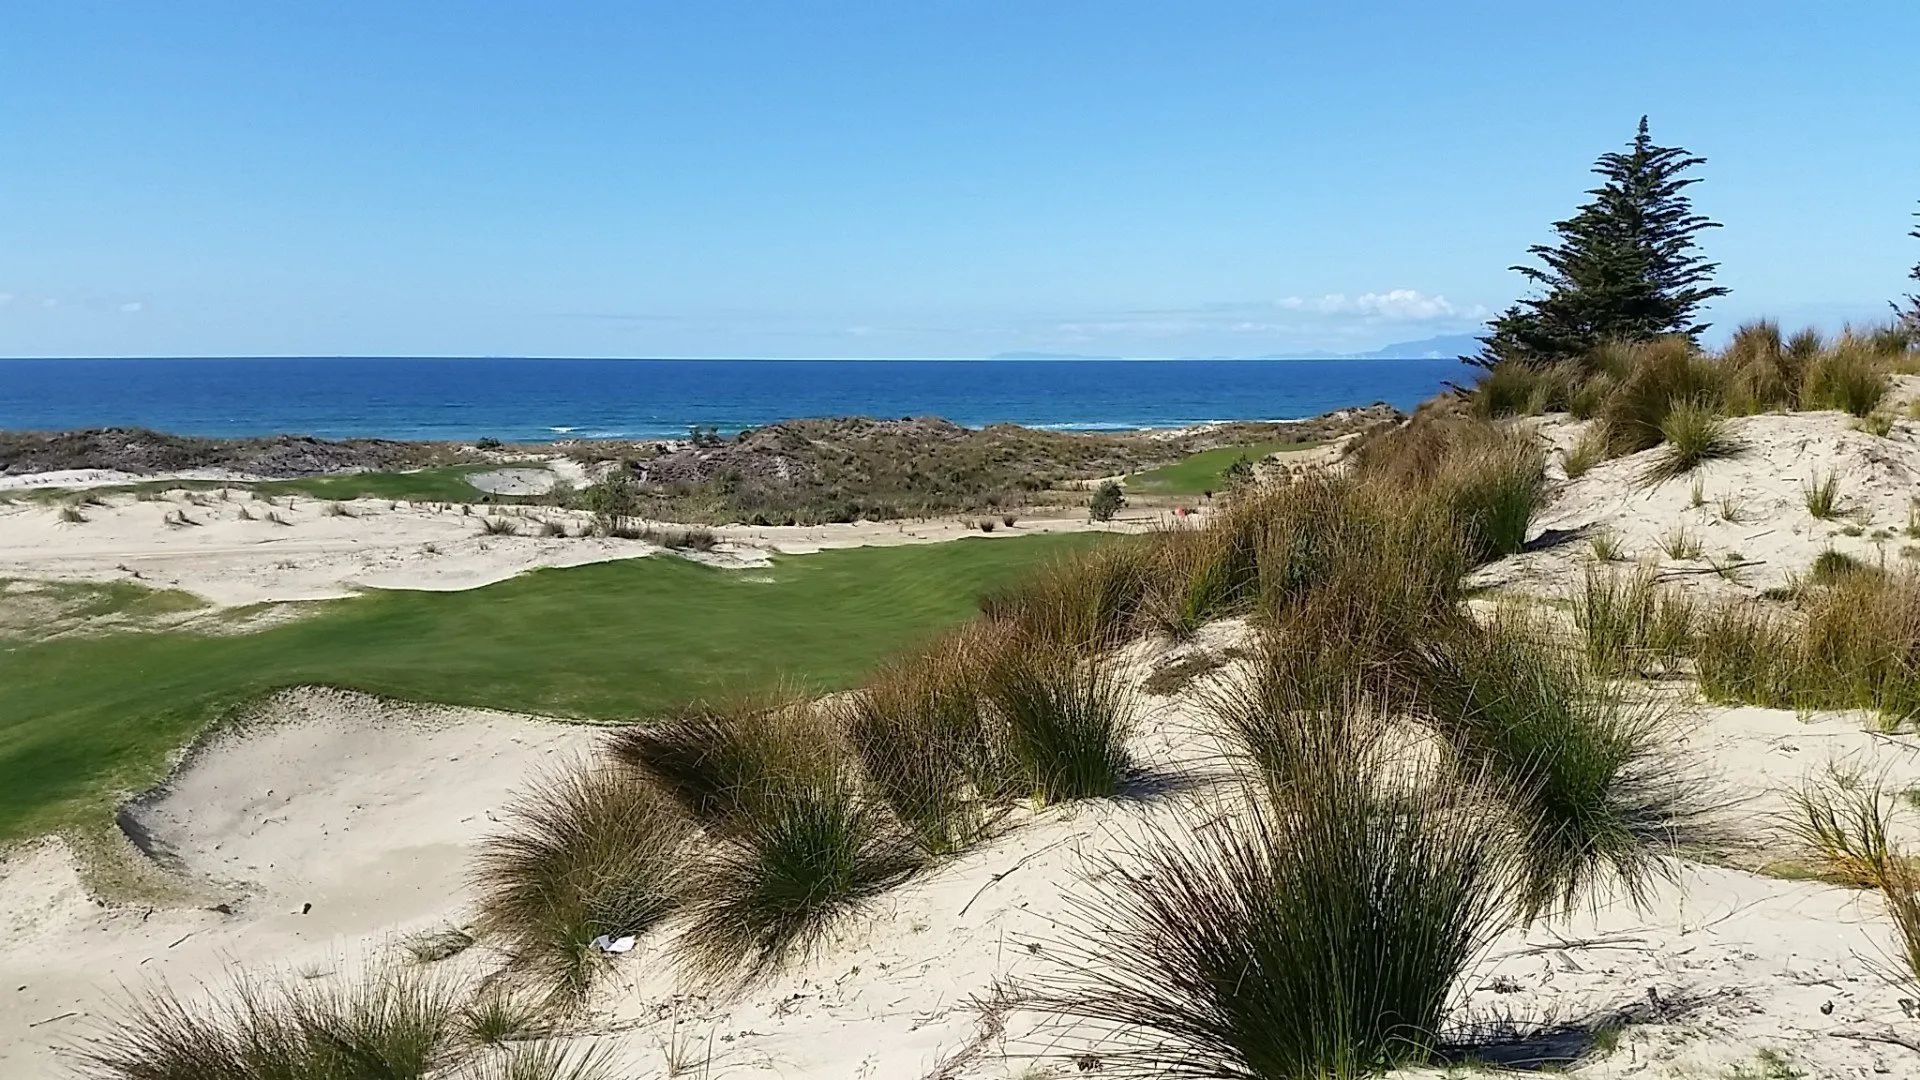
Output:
[
  {"xmin": 120, "ymin": 301, "xmax": 143, "ymax": 313},
  {"xmin": 1277, "ymin": 289, "xmax": 1463, "ymax": 321}
]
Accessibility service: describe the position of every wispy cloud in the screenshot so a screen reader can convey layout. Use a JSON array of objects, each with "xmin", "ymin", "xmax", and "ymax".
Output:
[
  {"xmin": 119, "ymin": 301, "xmax": 143, "ymax": 313},
  {"xmin": 1276, "ymin": 289, "xmax": 1472, "ymax": 321}
]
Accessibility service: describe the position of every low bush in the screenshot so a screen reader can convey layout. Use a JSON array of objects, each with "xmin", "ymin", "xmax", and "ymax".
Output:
[
  {"xmin": 471, "ymin": 765, "xmax": 697, "ymax": 1003},
  {"xmin": 1021, "ymin": 707, "xmax": 1517, "ymax": 1079},
  {"xmin": 1088, "ymin": 479, "xmax": 1126, "ymax": 522}
]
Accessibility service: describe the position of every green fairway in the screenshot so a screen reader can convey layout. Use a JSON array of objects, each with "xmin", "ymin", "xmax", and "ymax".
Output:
[
  {"xmin": 0, "ymin": 533, "xmax": 1101, "ymax": 845},
  {"xmin": 1123, "ymin": 442, "xmax": 1319, "ymax": 496},
  {"xmin": 19, "ymin": 463, "xmax": 541, "ymax": 506}
]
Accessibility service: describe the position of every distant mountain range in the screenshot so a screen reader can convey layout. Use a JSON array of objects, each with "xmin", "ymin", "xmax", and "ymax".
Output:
[
  {"xmin": 991, "ymin": 334, "xmax": 1483, "ymax": 362},
  {"xmin": 1269, "ymin": 334, "xmax": 1484, "ymax": 361}
]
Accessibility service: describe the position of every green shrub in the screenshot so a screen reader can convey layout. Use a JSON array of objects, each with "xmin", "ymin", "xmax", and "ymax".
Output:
[
  {"xmin": 472, "ymin": 765, "xmax": 697, "ymax": 1003},
  {"xmin": 1088, "ymin": 479, "xmax": 1126, "ymax": 522},
  {"xmin": 1640, "ymin": 399, "xmax": 1742, "ymax": 484},
  {"xmin": 984, "ymin": 642, "xmax": 1136, "ymax": 803},
  {"xmin": 1020, "ymin": 710, "xmax": 1516, "ymax": 1078}
]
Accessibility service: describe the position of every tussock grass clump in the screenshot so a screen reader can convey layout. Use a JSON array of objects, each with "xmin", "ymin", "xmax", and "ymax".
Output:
[
  {"xmin": 1587, "ymin": 529, "xmax": 1625, "ymax": 562},
  {"xmin": 1802, "ymin": 470, "xmax": 1844, "ymax": 520},
  {"xmin": 471, "ymin": 765, "xmax": 697, "ymax": 1003},
  {"xmin": 1023, "ymin": 708, "xmax": 1517, "ymax": 1079},
  {"xmin": 1720, "ymin": 319, "xmax": 1804, "ymax": 413},
  {"xmin": 1641, "ymin": 399, "xmax": 1741, "ymax": 484},
  {"xmin": 1783, "ymin": 768, "xmax": 1901, "ymax": 889},
  {"xmin": 323, "ymin": 500, "xmax": 354, "ymax": 518},
  {"xmin": 836, "ymin": 628, "xmax": 1009, "ymax": 855},
  {"xmin": 979, "ymin": 539, "xmax": 1156, "ymax": 651},
  {"xmin": 607, "ymin": 697, "xmax": 841, "ymax": 826},
  {"xmin": 1573, "ymin": 567, "xmax": 1694, "ymax": 676},
  {"xmin": 58, "ymin": 504, "xmax": 88, "ymax": 524},
  {"xmin": 480, "ymin": 517, "xmax": 519, "ymax": 536},
  {"xmin": 1658, "ymin": 522, "xmax": 1703, "ymax": 561},
  {"xmin": 78, "ymin": 966, "xmax": 470, "ymax": 1080},
  {"xmin": 679, "ymin": 764, "xmax": 922, "ymax": 983},
  {"xmin": 1420, "ymin": 619, "xmax": 1700, "ymax": 917},
  {"xmin": 1560, "ymin": 424, "xmax": 1610, "ymax": 479},
  {"xmin": 1350, "ymin": 413, "xmax": 1546, "ymax": 564},
  {"xmin": 1601, "ymin": 337, "xmax": 1727, "ymax": 455},
  {"xmin": 1802, "ymin": 335, "xmax": 1892, "ymax": 417},
  {"xmin": 984, "ymin": 641, "xmax": 1137, "ymax": 803}
]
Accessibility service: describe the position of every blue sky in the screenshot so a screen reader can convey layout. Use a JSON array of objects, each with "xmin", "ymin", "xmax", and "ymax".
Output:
[{"xmin": 3, "ymin": 2, "xmax": 1916, "ymax": 359}]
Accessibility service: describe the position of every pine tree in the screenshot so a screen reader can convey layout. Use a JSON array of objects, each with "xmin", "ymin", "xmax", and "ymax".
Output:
[
  {"xmin": 1899, "ymin": 203, "xmax": 1920, "ymax": 334},
  {"xmin": 1473, "ymin": 118, "xmax": 1728, "ymax": 369}
]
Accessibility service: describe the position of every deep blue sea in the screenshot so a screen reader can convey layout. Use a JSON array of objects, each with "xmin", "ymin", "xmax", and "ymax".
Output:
[{"xmin": 0, "ymin": 357, "xmax": 1464, "ymax": 443}]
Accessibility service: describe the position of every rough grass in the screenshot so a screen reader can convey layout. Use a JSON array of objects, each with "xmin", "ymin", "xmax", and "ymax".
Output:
[
  {"xmin": 678, "ymin": 767, "xmax": 923, "ymax": 984},
  {"xmin": 1640, "ymin": 399, "xmax": 1742, "ymax": 485},
  {"xmin": 1021, "ymin": 708, "xmax": 1517, "ymax": 1079},
  {"xmin": 75, "ymin": 965, "xmax": 611, "ymax": 1080},
  {"xmin": 1573, "ymin": 567, "xmax": 1693, "ymax": 676},
  {"xmin": 979, "ymin": 538, "xmax": 1157, "ymax": 651},
  {"xmin": 1696, "ymin": 569, "xmax": 1920, "ymax": 724},
  {"xmin": 1600, "ymin": 337, "xmax": 1728, "ymax": 455},
  {"xmin": 835, "ymin": 627, "xmax": 1010, "ymax": 856},
  {"xmin": 1419, "ymin": 617, "xmax": 1698, "ymax": 918},
  {"xmin": 471, "ymin": 764, "xmax": 696, "ymax": 1005},
  {"xmin": 0, "ymin": 534, "xmax": 1102, "ymax": 847},
  {"xmin": 984, "ymin": 642, "xmax": 1137, "ymax": 803},
  {"xmin": 1802, "ymin": 336, "xmax": 1892, "ymax": 417}
]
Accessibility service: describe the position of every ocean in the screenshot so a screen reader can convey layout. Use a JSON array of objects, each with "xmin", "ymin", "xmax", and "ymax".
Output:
[{"xmin": 0, "ymin": 357, "xmax": 1465, "ymax": 443}]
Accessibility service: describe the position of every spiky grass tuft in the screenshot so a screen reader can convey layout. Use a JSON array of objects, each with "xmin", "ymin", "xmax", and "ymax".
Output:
[
  {"xmin": 471, "ymin": 764, "xmax": 697, "ymax": 1004},
  {"xmin": 1420, "ymin": 618, "xmax": 1703, "ymax": 918},
  {"xmin": 678, "ymin": 766, "xmax": 922, "ymax": 984},
  {"xmin": 978, "ymin": 539, "xmax": 1157, "ymax": 651},
  {"xmin": 1020, "ymin": 707, "xmax": 1517, "ymax": 1079},
  {"xmin": 984, "ymin": 641, "xmax": 1137, "ymax": 803},
  {"xmin": 1640, "ymin": 399, "xmax": 1742, "ymax": 485}
]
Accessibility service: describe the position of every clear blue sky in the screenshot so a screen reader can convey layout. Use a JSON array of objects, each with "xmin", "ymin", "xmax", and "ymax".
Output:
[{"xmin": 3, "ymin": 2, "xmax": 1916, "ymax": 359}]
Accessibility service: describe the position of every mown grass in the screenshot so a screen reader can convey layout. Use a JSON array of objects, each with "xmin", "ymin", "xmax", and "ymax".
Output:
[
  {"xmin": 0, "ymin": 534, "xmax": 1104, "ymax": 845},
  {"xmin": 1122, "ymin": 442, "xmax": 1318, "ymax": 496}
]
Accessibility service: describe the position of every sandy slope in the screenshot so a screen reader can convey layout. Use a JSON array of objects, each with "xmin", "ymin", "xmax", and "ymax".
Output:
[
  {"xmin": 7, "ymin": 638, "xmax": 1920, "ymax": 1078},
  {"xmin": 1473, "ymin": 407, "xmax": 1920, "ymax": 602},
  {"xmin": 0, "ymin": 490, "xmax": 1152, "ymax": 607}
]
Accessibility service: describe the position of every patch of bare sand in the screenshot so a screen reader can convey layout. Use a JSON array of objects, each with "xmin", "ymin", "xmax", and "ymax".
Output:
[
  {"xmin": 8, "ymin": 641, "xmax": 1920, "ymax": 1077},
  {"xmin": 1473, "ymin": 408, "xmax": 1920, "ymax": 601},
  {"xmin": 0, "ymin": 490, "xmax": 1161, "ymax": 607}
]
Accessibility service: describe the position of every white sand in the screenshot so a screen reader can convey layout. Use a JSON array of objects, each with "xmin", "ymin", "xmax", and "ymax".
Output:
[
  {"xmin": 1473, "ymin": 406, "xmax": 1920, "ymax": 601},
  {"xmin": 0, "ymin": 489, "xmax": 1156, "ymax": 608}
]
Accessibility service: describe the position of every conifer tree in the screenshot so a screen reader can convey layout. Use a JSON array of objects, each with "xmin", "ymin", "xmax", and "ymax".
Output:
[
  {"xmin": 1474, "ymin": 118, "xmax": 1727, "ymax": 369},
  {"xmin": 1899, "ymin": 203, "xmax": 1920, "ymax": 334}
]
